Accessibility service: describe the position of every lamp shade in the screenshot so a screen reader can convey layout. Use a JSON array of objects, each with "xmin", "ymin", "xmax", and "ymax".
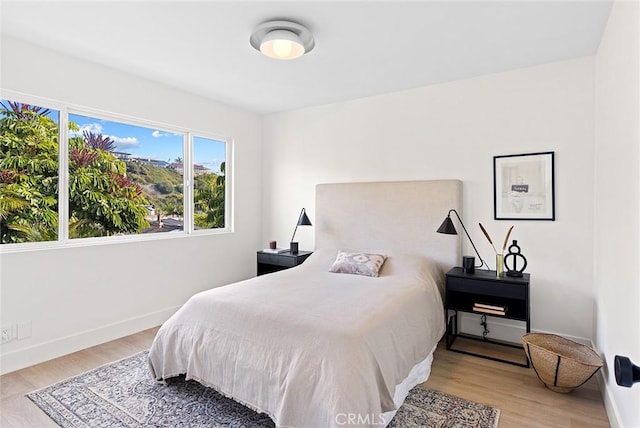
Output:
[
  {"xmin": 297, "ymin": 209, "xmax": 312, "ymax": 226},
  {"xmin": 260, "ymin": 30, "xmax": 305, "ymax": 60},
  {"xmin": 250, "ymin": 20, "xmax": 315, "ymax": 60},
  {"xmin": 437, "ymin": 215, "xmax": 457, "ymax": 235}
]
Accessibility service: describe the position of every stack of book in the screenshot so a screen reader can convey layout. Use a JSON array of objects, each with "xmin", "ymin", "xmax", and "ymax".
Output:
[
  {"xmin": 472, "ymin": 303, "xmax": 506, "ymax": 316},
  {"xmin": 261, "ymin": 248, "xmax": 288, "ymax": 254}
]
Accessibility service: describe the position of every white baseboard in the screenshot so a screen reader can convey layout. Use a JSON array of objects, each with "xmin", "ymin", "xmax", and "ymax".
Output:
[
  {"xmin": 459, "ymin": 312, "xmax": 526, "ymax": 344},
  {"xmin": 593, "ymin": 341, "xmax": 623, "ymax": 428},
  {"xmin": 0, "ymin": 306, "xmax": 179, "ymax": 375},
  {"xmin": 458, "ymin": 312, "xmax": 592, "ymax": 346}
]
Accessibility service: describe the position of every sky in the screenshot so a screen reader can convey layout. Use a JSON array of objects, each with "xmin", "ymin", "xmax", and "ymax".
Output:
[
  {"xmin": 70, "ymin": 114, "xmax": 226, "ymax": 173},
  {"xmin": 1, "ymin": 100, "xmax": 226, "ymax": 173}
]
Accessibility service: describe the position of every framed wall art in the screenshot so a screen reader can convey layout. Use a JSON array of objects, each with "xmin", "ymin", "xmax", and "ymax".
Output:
[{"xmin": 494, "ymin": 151, "xmax": 555, "ymax": 220}]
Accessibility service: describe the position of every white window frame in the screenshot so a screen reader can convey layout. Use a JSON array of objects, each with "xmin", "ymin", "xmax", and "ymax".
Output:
[
  {"xmin": 189, "ymin": 133, "xmax": 234, "ymax": 236},
  {"xmin": 0, "ymin": 90, "xmax": 233, "ymax": 253}
]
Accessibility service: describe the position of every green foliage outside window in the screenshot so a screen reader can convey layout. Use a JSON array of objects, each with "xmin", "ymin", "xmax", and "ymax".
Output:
[
  {"xmin": 125, "ymin": 161, "xmax": 183, "ymax": 220},
  {"xmin": 0, "ymin": 101, "xmax": 150, "ymax": 243},
  {"xmin": 0, "ymin": 103, "xmax": 58, "ymax": 243},
  {"xmin": 194, "ymin": 161, "xmax": 225, "ymax": 229},
  {"xmin": 0, "ymin": 100, "xmax": 227, "ymax": 244},
  {"xmin": 67, "ymin": 128, "xmax": 150, "ymax": 238}
]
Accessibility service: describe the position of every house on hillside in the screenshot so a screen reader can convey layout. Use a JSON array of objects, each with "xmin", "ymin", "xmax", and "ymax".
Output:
[
  {"xmin": 113, "ymin": 151, "xmax": 131, "ymax": 161},
  {"xmin": 132, "ymin": 157, "xmax": 170, "ymax": 168},
  {"xmin": 169, "ymin": 162, "xmax": 210, "ymax": 175}
]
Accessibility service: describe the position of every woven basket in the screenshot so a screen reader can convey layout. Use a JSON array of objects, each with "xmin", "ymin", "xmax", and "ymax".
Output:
[{"xmin": 522, "ymin": 333, "xmax": 603, "ymax": 393}]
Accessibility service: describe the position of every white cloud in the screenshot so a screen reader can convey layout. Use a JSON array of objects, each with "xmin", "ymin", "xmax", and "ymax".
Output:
[
  {"xmin": 70, "ymin": 122, "xmax": 103, "ymax": 137},
  {"xmin": 152, "ymin": 130, "xmax": 180, "ymax": 138},
  {"xmin": 68, "ymin": 123, "xmax": 138, "ymax": 149},
  {"xmin": 81, "ymin": 123, "xmax": 103, "ymax": 134},
  {"xmin": 107, "ymin": 135, "xmax": 138, "ymax": 147}
]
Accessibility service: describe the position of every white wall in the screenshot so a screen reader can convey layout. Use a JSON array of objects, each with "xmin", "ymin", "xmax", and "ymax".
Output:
[
  {"xmin": 0, "ymin": 37, "xmax": 263, "ymax": 374},
  {"xmin": 263, "ymin": 58, "xmax": 596, "ymax": 342},
  {"xmin": 594, "ymin": 2, "xmax": 640, "ymax": 427}
]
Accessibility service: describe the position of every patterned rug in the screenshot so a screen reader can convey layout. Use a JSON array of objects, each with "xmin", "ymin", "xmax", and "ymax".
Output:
[{"xmin": 28, "ymin": 351, "xmax": 500, "ymax": 428}]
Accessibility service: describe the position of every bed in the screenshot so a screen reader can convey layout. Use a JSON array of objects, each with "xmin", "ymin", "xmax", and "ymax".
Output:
[{"xmin": 148, "ymin": 180, "xmax": 462, "ymax": 427}]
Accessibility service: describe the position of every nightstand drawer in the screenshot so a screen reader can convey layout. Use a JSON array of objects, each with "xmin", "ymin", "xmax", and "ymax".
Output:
[
  {"xmin": 447, "ymin": 276, "xmax": 527, "ymax": 300},
  {"xmin": 257, "ymin": 252, "xmax": 297, "ymax": 267}
]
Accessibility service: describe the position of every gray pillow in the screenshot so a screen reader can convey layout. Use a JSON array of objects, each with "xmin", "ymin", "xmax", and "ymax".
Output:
[{"xmin": 328, "ymin": 251, "xmax": 387, "ymax": 277}]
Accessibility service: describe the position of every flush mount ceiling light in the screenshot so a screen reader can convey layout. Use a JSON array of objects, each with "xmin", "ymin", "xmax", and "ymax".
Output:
[{"xmin": 250, "ymin": 20, "xmax": 315, "ymax": 60}]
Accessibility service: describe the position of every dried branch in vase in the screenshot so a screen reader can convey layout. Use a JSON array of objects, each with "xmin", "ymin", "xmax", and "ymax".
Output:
[
  {"xmin": 478, "ymin": 223, "xmax": 515, "ymax": 255},
  {"xmin": 502, "ymin": 225, "xmax": 514, "ymax": 253}
]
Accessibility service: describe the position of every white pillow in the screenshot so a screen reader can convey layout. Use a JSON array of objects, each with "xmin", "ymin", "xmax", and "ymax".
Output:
[{"xmin": 328, "ymin": 251, "xmax": 387, "ymax": 277}]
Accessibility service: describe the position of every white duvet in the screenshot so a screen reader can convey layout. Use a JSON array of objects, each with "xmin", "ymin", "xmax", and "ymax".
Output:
[{"xmin": 148, "ymin": 248, "xmax": 445, "ymax": 428}]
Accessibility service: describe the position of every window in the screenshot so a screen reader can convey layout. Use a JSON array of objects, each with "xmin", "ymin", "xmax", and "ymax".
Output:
[
  {"xmin": 68, "ymin": 113, "xmax": 185, "ymax": 237},
  {"xmin": 0, "ymin": 96, "xmax": 231, "ymax": 247},
  {"xmin": 0, "ymin": 100, "xmax": 60, "ymax": 244},
  {"xmin": 193, "ymin": 136, "xmax": 226, "ymax": 230}
]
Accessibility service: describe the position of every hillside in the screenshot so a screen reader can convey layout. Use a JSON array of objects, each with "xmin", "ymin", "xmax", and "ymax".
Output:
[{"xmin": 126, "ymin": 162, "xmax": 184, "ymax": 216}]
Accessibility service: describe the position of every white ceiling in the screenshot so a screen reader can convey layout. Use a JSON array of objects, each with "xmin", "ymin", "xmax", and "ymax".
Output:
[{"xmin": 1, "ymin": 1, "xmax": 612, "ymax": 114}]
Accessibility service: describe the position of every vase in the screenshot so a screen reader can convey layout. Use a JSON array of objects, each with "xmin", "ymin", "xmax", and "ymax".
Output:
[{"xmin": 496, "ymin": 253, "xmax": 504, "ymax": 277}]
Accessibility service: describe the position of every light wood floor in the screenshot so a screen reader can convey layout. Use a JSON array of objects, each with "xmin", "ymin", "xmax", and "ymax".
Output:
[
  {"xmin": 424, "ymin": 339, "xmax": 609, "ymax": 427},
  {"xmin": 0, "ymin": 327, "xmax": 610, "ymax": 427}
]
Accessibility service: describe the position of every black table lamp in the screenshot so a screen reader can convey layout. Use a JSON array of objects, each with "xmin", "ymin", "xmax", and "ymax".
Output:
[
  {"xmin": 290, "ymin": 208, "xmax": 312, "ymax": 254},
  {"xmin": 437, "ymin": 209, "xmax": 488, "ymax": 271}
]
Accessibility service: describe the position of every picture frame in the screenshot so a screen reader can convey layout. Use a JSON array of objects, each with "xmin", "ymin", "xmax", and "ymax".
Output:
[{"xmin": 494, "ymin": 151, "xmax": 555, "ymax": 220}]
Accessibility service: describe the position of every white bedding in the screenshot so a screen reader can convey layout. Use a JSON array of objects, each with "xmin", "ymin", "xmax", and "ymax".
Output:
[{"xmin": 148, "ymin": 248, "xmax": 445, "ymax": 428}]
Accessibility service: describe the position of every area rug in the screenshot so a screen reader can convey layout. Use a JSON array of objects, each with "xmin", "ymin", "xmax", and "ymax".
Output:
[{"xmin": 28, "ymin": 351, "xmax": 500, "ymax": 428}]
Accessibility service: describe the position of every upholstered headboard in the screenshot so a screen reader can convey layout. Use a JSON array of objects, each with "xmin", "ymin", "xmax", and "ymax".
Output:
[{"xmin": 315, "ymin": 180, "xmax": 462, "ymax": 272}]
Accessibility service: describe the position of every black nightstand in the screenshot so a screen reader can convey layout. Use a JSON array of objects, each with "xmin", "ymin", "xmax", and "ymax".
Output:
[
  {"xmin": 257, "ymin": 250, "xmax": 313, "ymax": 276},
  {"xmin": 445, "ymin": 267, "xmax": 531, "ymax": 367}
]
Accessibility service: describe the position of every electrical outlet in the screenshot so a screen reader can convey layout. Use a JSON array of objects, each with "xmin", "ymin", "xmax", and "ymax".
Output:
[
  {"xmin": 1, "ymin": 324, "xmax": 15, "ymax": 343},
  {"xmin": 17, "ymin": 321, "xmax": 32, "ymax": 340}
]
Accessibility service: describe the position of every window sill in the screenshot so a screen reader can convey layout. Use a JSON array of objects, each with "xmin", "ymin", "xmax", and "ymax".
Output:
[{"xmin": 0, "ymin": 227, "xmax": 233, "ymax": 254}]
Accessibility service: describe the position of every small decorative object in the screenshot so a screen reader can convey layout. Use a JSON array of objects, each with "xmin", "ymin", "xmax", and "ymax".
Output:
[
  {"xmin": 462, "ymin": 256, "xmax": 475, "ymax": 274},
  {"xmin": 495, "ymin": 254, "xmax": 504, "ymax": 277},
  {"xmin": 290, "ymin": 208, "xmax": 312, "ymax": 254},
  {"xmin": 269, "ymin": 240, "xmax": 277, "ymax": 249},
  {"xmin": 479, "ymin": 223, "xmax": 513, "ymax": 278},
  {"xmin": 522, "ymin": 333, "xmax": 603, "ymax": 393},
  {"xmin": 494, "ymin": 151, "xmax": 555, "ymax": 220},
  {"xmin": 504, "ymin": 240, "xmax": 527, "ymax": 277},
  {"xmin": 437, "ymin": 209, "xmax": 488, "ymax": 271}
]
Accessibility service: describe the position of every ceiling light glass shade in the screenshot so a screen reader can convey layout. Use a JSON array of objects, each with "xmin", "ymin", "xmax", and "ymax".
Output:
[
  {"xmin": 250, "ymin": 20, "xmax": 315, "ymax": 60},
  {"xmin": 260, "ymin": 30, "xmax": 305, "ymax": 60}
]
